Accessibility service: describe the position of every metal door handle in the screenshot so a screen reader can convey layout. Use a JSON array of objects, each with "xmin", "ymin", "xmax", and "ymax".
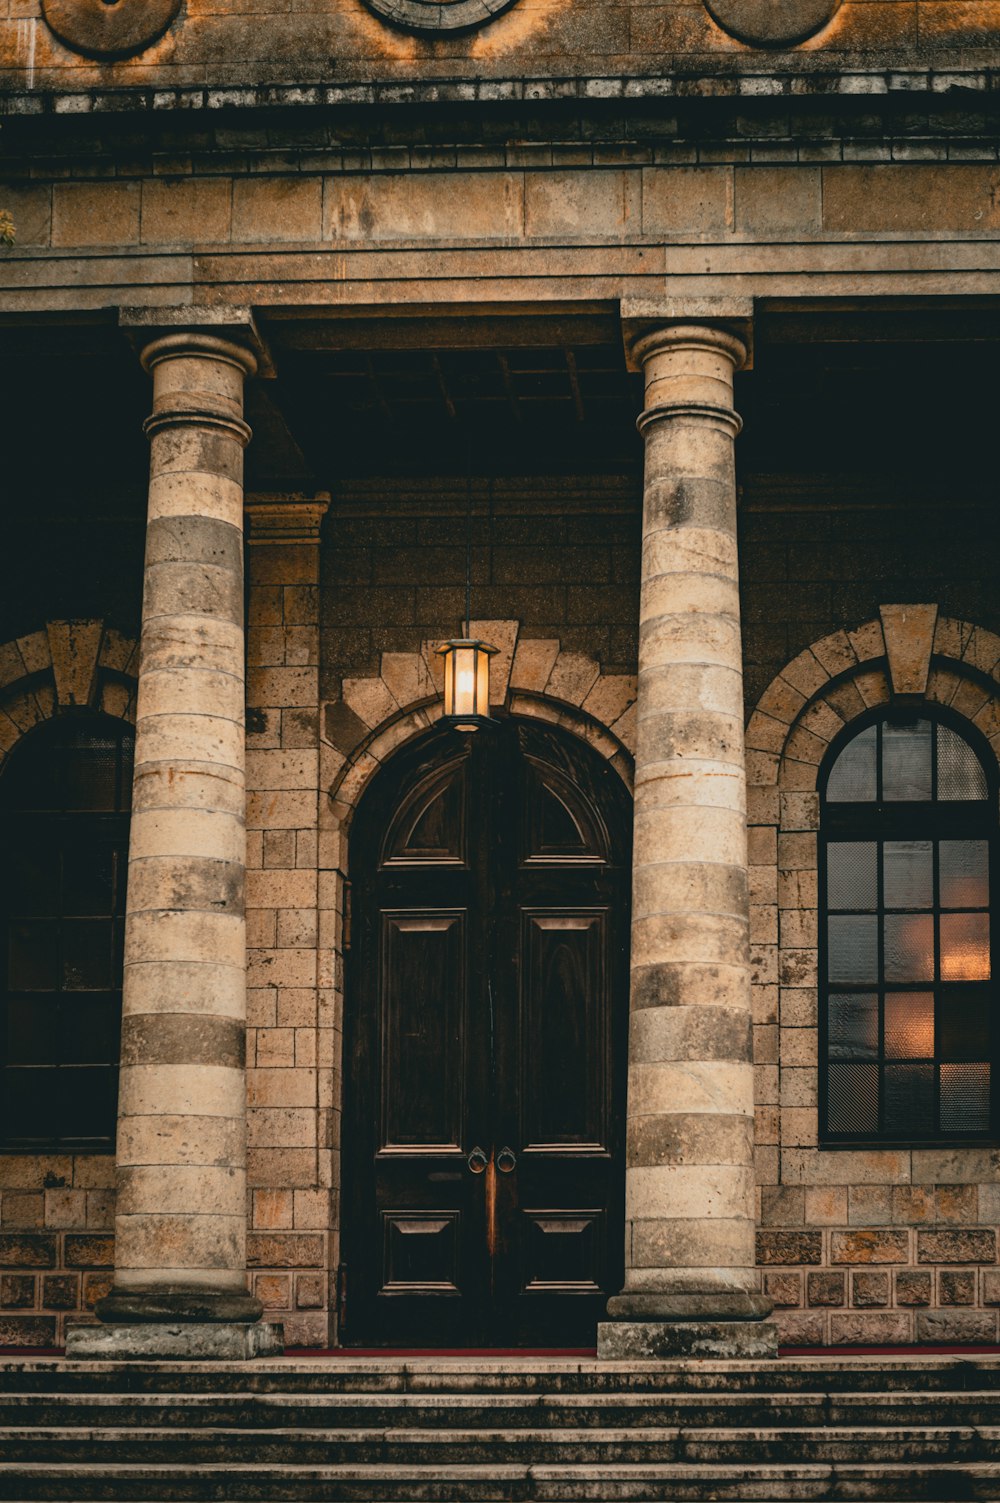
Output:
[
  {"xmin": 467, "ymin": 1146, "xmax": 488, "ymax": 1174},
  {"xmin": 496, "ymin": 1146, "xmax": 517, "ymax": 1174}
]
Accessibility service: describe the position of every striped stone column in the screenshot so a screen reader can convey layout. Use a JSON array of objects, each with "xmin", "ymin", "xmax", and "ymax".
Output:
[
  {"xmin": 69, "ymin": 326, "xmax": 280, "ymax": 1359},
  {"xmin": 599, "ymin": 308, "xmax": 776, "ymax": 1359}
]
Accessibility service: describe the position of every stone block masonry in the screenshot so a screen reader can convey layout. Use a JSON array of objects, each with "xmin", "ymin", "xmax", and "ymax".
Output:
[
  {"xmin": 0, "ymin": 1157, "xmax": 115, "ymax": 1349},
  {"xmin": 761, "ymin": 1218, "xmax": 1000, "ymax": 1348},
  {"xmin": 246, "ymin": 499, "xmax": 332, "ymax": 1350},
  {"xmin": 320, "ymin": 480, "xmax": 640, "ymax": 701}
]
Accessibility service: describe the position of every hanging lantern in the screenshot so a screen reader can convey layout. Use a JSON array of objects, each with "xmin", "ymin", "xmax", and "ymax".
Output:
[{"xmin": 437, "ymin": 639, "xmax": 497, "ymax": 731}]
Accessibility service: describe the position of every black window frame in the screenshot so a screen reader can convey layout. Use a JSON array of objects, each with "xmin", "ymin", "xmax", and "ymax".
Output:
[
  {"xmin": 818, "ymin": 704, "xmax": 999, "ymax": 1149},
  {"xmin": 0, "ymin": 712, "xmax": 133, "ymax": 1152}
]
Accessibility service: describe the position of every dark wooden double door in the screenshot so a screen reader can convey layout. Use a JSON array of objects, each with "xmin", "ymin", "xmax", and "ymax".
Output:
[{"xmin": 343, "ymin": 716, "xmax": 630, "ymax": 1347}]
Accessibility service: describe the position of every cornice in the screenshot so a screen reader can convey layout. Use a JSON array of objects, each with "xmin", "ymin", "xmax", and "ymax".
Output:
[{"xmin": 4, "ymin": 65, "xmax": 1000, "ymax": 119}]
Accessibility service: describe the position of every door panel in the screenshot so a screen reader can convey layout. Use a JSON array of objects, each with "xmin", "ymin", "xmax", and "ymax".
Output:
[
  {"xmin": 520, "ymin": 911, "xmax": 608, "ymax": 1149},
  {"xmin": 385, "ymin": 760, "xmax": 468, "ymax": 865},
  {"xmin": 381, "ymin": 912, "xmax": 466, "ymax": 1150},
  {"xmin": 381, "ymin": 1210, "xmax": 462, "ymax": 1293},
  {"xmin": 344, "ymin": 716, "xmax": 629, "ymax": 1347}
]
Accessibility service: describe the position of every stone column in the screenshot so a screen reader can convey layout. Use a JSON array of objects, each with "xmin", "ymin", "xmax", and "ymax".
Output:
[
  {"xmin": 598, "ymin": 303, "xmax": 776, "ymax": 1360},
  {"xmin": 67, "ymin": 321, "xmax": 281, "ymax": 1360}
]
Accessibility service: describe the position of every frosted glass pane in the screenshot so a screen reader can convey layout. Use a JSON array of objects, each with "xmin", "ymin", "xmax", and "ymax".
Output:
[
  {"xmin": 884, "ymin": 992, "xmax": 935, "ymax": 1060},
  {"xmin": 884, "ymin": 1063, "xmax": 934, "ymax": 1136},
  {"xmin": 883, "ymin": 841, "xmax": 933, "ymax": 911},
  {"xmin": 940, "ymin": 913, "xmax": 991, "ymax": 981},
  {"xmin": 827, "ymin": 843, "xmax": 877, "ymax": 911},
  {"xmin": 828, "ymin": 915, "xmax": 878, "ymax": 985},
  {"xmin": 883, "ymin": 720, "xmax": 932, "ymax": 802},
  {"xmin": 826, "ymin": 726, "xmax": 877, "ymax": 802},
  {"xmin": 941, "ymin": 1063, "xmax": 991, "ymax": 1133},
  {"xmin": 940, "ymin": 990, "xmax": 991, "ymax": 1060},
  {"xmin": 828, "ymin": 993, "xmax": 878, "ymax": 1059},
  {"xmin": 938, "ymin": 724, "xmax": 988, "ymax": 801},
  {"xmin": 940, "ymin": 841, "xmax": 989, "ymax": 911},
  {"xmin": 827, "ymin": 1061, "xmax": 879, "ymax": 1135},
  {"xmin": 884, "ymin": 913, "xmax": 934, "ymax": 982}
]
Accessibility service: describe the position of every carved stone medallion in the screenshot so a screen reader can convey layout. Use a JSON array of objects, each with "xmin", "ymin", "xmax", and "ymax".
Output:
[
  {"xmin": 361, "ymin": 0, "xmax": 517, "ymax": 32},
  {"xmin": 705, "ymin": 0, "xmax": 841, "ymax": 47},
  {"xmin": 41, "ymin": 0, "xmax": 182, "ymax": 59}
]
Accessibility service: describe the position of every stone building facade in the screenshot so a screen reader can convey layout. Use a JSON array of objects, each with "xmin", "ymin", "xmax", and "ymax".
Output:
[{"xmin": 3, "ymin": 0, "xmax": 1000, "ymax": 1355}]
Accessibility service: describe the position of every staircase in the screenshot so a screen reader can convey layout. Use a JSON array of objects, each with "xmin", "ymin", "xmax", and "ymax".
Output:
[{"xmin": 1, "ymin": 1353, "xmax": 1000, "ymax": 1499}]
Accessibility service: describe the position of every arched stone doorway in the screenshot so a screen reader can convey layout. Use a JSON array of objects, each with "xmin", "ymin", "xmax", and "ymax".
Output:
[{"xmin": 342, "ymin": 714, "xmax": 632, "ymax": 1347}]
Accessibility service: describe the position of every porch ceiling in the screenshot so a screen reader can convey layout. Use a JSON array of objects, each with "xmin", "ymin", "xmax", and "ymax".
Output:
[{"xmin": 259, "ymin": 340, "xmax": 643, "ymax": 484}]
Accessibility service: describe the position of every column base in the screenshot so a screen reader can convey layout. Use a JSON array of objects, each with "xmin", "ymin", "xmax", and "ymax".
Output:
[
  {"xmin": 65, "ymin": 1321, "xmax": 284, "ymax": 1361},
  {"xmin": 597, "ymin": 1318, "xmax": 778, "ymax": 1361},
  {"xmin": 95, "ymin": 1286, "xmax": 264, "ymax": 1324}
]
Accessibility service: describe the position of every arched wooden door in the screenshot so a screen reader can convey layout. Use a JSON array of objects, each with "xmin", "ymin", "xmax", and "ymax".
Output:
[{"xmin": 342, "ymin": 715, "xmax": 631, "ymax": 1347}]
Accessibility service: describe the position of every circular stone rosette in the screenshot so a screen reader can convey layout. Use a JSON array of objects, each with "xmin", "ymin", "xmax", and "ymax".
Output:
[
  {"xmin": 361, "ymin": 0, "xmax": 517, "ymax": 31},
  {"xmin": 705, "ymin": 0, "xmax": 841, "ymax": 47},
  {"xmin": 41, "ymin": 0, "xmax": 182, "ymax": 59}
]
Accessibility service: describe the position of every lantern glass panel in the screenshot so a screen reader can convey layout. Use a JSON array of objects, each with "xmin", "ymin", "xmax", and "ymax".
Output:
[{"xmin": 476, "ymin": 649, "xmax": 490, "ymax": 718}]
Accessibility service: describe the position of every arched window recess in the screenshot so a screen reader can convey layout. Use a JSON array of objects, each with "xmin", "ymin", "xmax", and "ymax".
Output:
[
  {"xmin": 0, "ymin": 714, "xmax": 133, "ymax": 1149},
  {"xmin": 819, "ymin": 707, "xmax": 998, "ymax": 1147}
]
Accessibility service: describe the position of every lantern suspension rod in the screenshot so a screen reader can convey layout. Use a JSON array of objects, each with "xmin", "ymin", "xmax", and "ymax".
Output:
[{"xmin": 464, "ymin": 445, "xmax": 473, "ymax": 637}]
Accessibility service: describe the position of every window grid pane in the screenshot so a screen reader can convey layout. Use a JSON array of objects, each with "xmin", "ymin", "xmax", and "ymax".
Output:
[{"xmin": 823, "ymin": 713, "xmax": 995, "ymax": 1144}]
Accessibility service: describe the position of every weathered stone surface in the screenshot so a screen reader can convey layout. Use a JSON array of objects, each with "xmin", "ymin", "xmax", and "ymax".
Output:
[
  {"xmin": 64, "ymin": 1320, "xmax": 283, "ymax": 1360},
  {"xmin": 895, "ymin": 1270, "xmax": 933, "ymax": 1306},
  {"xmin": 939, "ymin": 1269, "xmax": 977, "ymax": 1305},
  {"xmin": 45, "ymin": 619, "xmax": 103, "ymax": 709},
  {"xmin": 606, "ymin": 315, "xmax": 764, "ymax": 1352},
  {"xmin": 97, "ymin": 328, "xmax": 260, "ymax": 1349},
  {"xmin": 597, "ymin": 1318, "xmax": 778, "ymax": 1359},
  {"xmin": 705, "ymin": 0, "xmax": 840, "ymax": 47},
  {"xmin": 829, "ymin": 1311, "xmax": 912, "ymax": 1346},
  {"xmin": 879, "ymin": 603, "xmax": 939, "ymax": 697},
  {"xmin": 0, "ymin": 1236, "xmax": 57, "ymax": 1269},
  {"xmin": 830, "ymin": 1231, "xmax": 909, "ymax": 1265},
  {"xmin": 0, "ymin": 1274, "xmax": 36, "ymax": 1307},
  {"xmin": 852, "ymin": 1272, "xmax": 889, "ymax": 1309},
  {"xmin": 0, "ymin": 1315, "xmax": 57, "ymax": 1346},
  {"xmin": 756, "ymin": 1231, "xmax": 822, "ymax": 1266},
  {"xmin": 917, "ymin": 1230, "xmax": 997, "ymax": 1265},
  {"xmin": 63, "ymin": 1236, "xmax": 114, "ymax": 1269},
  {"xmin": 916, "ymin": 1310, "xmax": 998, "ymax": 1344},
  {"xmin": 806, "ymin": 1271, "xmax": 844, "ymax": 1307},
  {"xmin": 41, "ymin": 0, "xmax": 181, "ymax": 59}
]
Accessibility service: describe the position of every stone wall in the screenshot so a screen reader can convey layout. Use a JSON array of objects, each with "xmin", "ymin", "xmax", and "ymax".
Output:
[
  {"xmin": 748, "ymin": 609, "xmax": 1000, "ymax": 1346},
  {"xmin": 739, "ymin": 494, "xmax": 1000, "ymax": 719},
  {"xmin": 1, "ymin": 0, "xmax": 992, "ymax": 98},
  {"xmin": 244, "ymin": 503, "xmax": 333, "ymax": 1349},
  {"xmin": 320, "ymin": 483, "xmax": 640, "ymax": 697}
]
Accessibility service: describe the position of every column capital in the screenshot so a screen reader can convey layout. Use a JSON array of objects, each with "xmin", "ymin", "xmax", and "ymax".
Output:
[
  {"xmin": 246, "ymin": 493, "xmax": 331, "ymax": 544},
  {"xmin": 620, "ymin": 297, "xmax": 754, "ymax": 373},
  {"xmin": 119, "ymin": 305, "xmax": 273, "ymax": 378}
]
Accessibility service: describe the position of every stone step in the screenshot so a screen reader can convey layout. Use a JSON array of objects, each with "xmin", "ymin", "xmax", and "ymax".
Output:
[
  {"xmin": 3, "ymin": 1422, "xmax": 1000, "ymax": 1466},
  {"xmin": 3, "ymin": 1357, "xmax": 1000, "ymax": 1397},
  {"xmin": 3, "ymin": 1388, "xmax": 999, "ymax": 1432},
  {"xmin": 3, "ymin": 1460, "xmax": 1000, "ymax": 1502}
]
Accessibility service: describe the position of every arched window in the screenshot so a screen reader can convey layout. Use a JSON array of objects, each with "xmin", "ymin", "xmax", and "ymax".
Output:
[
  {"xmin": 820, "ymin": 710, "xmax": 997, "ymax": 1146},
  {"xmin": 0, "ymin": 715, "xmax": 133, "ymax": 1148}
]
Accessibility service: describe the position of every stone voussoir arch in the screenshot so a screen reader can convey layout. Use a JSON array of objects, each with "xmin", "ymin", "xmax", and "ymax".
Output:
[
  {"xmin": 747, "ymin": 606, "xmax": 1000, "ymax": 804},
  {"xmin": 0, "ymin": 619, "xmax": 139, "ymax": 764},
  {"xmin": 321, "ymin": 619, "xmax": 637, "ymax": 829}
]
